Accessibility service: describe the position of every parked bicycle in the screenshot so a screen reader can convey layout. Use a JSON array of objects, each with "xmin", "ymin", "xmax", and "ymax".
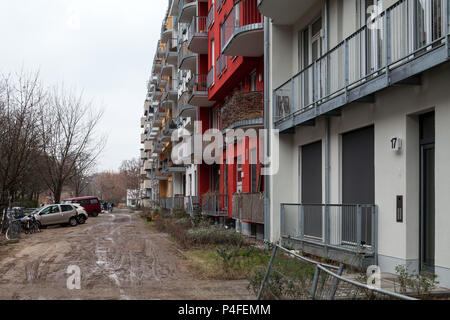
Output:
[
  {"xmin": 21, "ymin": 214, "xmax": 40, "ymax": 234},
  {"xmin": 1, "ymin": 209, "xmax": 21, "ymax": 241}
]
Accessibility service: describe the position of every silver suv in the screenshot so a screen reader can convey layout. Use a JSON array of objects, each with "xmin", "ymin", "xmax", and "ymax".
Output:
[{"xmin": 24, "ymin": 204, "xmax": 79, "ymax": 228}]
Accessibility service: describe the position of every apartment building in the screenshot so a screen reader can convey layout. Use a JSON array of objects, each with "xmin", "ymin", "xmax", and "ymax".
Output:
[
  {"xmin": 140, "ymin": 0, "xmax": 266, "ymax": 237},
  {"xmin": 261, "ymin": 0, "xmax": 450, "ymax": 287}
]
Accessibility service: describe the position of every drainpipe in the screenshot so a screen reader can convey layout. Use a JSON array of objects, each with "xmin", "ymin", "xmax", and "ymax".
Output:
[
  {"xmin": 324, "ymin": 0, "xmax": 330, "ymax": 245},
  {"xmin": 263, "ymin": 16, "xmax": 271, "ymax": 245}
]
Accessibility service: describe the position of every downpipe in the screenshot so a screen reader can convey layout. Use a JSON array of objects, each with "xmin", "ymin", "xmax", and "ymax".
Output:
[{"xmin": 263, "ymin": 16, "xmax": 271, "ymax": 247}]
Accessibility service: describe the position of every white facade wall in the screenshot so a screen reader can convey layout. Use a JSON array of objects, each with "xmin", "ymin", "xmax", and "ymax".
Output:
[{"xmin": 268, "ymin": 0, "xmax": 450, "ymax": 287}]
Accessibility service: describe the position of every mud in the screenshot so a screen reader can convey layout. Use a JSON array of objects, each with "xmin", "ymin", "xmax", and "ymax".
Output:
[{"xmin": 0, "ymin": 209, "xmax": 254, "ymax": 300}]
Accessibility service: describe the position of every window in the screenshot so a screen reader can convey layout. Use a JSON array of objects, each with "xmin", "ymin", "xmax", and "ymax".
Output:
[
  {"xmin": 41, "ymin": 205, "xmax": 60, "ymax": 215},
  {"xmin": 61, "ymin": 205, "xmax": 73, "ymax": 212},
  {"xmin": 90, "ymin": 199, "xmax": 98, "ymax": 204}
]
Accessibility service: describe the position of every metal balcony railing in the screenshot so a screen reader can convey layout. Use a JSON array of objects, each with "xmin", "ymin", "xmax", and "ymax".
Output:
[
  {"xmin": 280, "ymin": 204, "xmax": 378, "ymax": 255},
  {"xmin": 188, "ymin": 16, "xmax": 207, "ymax": 42},
  {"xmin": 221, "ymin": 0, "xmax": 263, "ymax": 52},
  {"xmin": 216, "ymin": 0, "xmax": 225, "ymax": 13},
  {"xmin": 178, "ymin": 0, "xmax": 197, "ymax": 22},
  {"xmin": 165, "ymin": 38, "xmax": 177, "ymax": 60},
  {"xmin": 178, "ymin": 40, "xmax": 196, "ymax": 68},
  {"xmin": 202, "ymin": 193, "xmax": 228, "ymax": 217},
  {"xmin": 216, "ymin": 54, "xmax": 227, "ymax": 78},
  {"xmin": 189, "ymin": 74, "xmax": 208, "ymax": 93},
  {"xmin": 274, "ymin": 0, "xmax": 450, "ymax": 125},
  {"xmin": 207, "ymin": 66, "xmax": 215, "ymax": 88},
  {"xmin": 207, "ymin": 2, "xmax": 215, "ymax": 30},
  {"xmin": 232, "ymin": 193, "xmax": 264, "ymax": 224}
]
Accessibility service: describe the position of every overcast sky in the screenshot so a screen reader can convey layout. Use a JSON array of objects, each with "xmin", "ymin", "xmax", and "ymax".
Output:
[{"xmin": 0, "ymin": 0, "xmax": 167, "ymax": 171}]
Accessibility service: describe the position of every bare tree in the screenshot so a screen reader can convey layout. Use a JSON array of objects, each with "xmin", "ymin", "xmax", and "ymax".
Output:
[
  {"xmin": 39, "ymin": 86, "xmax": 105, "ymax": 203},
  {"xmin": 0, "ymin": 71, "xmax": 45, "ymax": 208}
]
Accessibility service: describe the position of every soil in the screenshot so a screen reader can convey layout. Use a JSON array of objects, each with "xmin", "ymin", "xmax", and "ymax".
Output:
[{"xmin": 0, "ymin": 209, "xmax": 254, "ymax": 300}]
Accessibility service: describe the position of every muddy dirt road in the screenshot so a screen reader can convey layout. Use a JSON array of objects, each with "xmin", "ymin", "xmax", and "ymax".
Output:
[{"xmin": 0, "ymin": 209, "xmax": 254, "ymax": 300}]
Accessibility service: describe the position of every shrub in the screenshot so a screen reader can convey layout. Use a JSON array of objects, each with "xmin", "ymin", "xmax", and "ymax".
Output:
[{"xmin": 395, "ymin": 264, "xmax": 439, "ymax": 296}]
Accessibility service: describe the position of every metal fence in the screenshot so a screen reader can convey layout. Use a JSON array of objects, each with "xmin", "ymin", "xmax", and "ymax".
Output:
[
  {"xmin": 257, "ymin": 244, "xmax": 417, "ymax": 300},
  {"xmin": 281, "ymin": 204, "xmax": 377, "ymax": 255},
  {"xmin": 202, "ymin": 193, "xmax": 228, "ymax": 217},
  {"xmin": 274, "ymin": 0, "xmax": 449, "ymax": 123}
]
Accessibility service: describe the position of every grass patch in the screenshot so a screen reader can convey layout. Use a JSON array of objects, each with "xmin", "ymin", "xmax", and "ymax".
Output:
[
  {"xmin": 185, "ymin": 246, "xmax": 271, "ymax": 280},
  {"xmin": 144, "ymin": 213, "xmax": 271, "ymax": 280}
]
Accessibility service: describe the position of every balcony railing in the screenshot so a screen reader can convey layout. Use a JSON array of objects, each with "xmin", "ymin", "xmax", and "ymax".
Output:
[
  {"xmin": 178, "ymin": 0, "xmax": 197, "ymax": 23},
  {"xmin": 188, "ymin": 16, "xmax": 207, "ymax": 40},
  {"xmin": 207, "ymin": 2, "xmax": 215, "ymax": 30},
  {"xmin": 188, "ymin": 16, "xmax": 208, "ymax": 54},
  {"xmin": 207, "ymin": 66, "xmax": 215, "ymax": 88},
  {"xmin": 221, "ymin": 0, "xmax": 263, "ymax": 56},
  {"xmin": 216, "ymin": 54, "xmax": 227, "ymax": 78},
  {"xmin": 274, "ymin": 0, "xmax": 450, "ymax": 127},
  {"xmin": 232, "ymin": 193, "xmax": 264, "ymax": 224},
  {"xmin": 216, "ymin": 0, "xmax": 225, "ymax": 12},
  {"xmin": 189, "ymin": 74, "xmax": 208, "ymax": 93},
  {"xmin": 280, "ymin": 204, "xmax": 377, "ymax": 255},
  {"xmin": 202, "ymin": 193, "xmax": 228, "ymax": 217},
  {"xmin": 178, "ymin": 40, "xmax": 197, "ymax": 70}
]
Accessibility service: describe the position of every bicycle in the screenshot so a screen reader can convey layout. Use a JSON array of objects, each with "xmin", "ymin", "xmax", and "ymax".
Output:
[
  {"xmin": 22, "ymin": 215, "xmax": 40, "ymax": 235},
  {"xmin": 1, "ymin": 209, "xmax": 21, "ymax": 241}
]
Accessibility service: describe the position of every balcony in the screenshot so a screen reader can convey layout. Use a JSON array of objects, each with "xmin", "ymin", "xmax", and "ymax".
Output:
[
  {"xmin": 140, "ymin": 133, "xmax": 146, "ymax": 144},
  {"xmin": 221, "ymin": 91, "xmax": 263, "ymax": 129},
  {"xmin": 232, "ymin": 193, "xmax": 264, "ymax": 224},
  {"xmin": 202, "ymin": 193, "xmax": 228, "ymax": 217},
  {"xmin": 144, "ymin": 160, "xmax": 153, "ymax": 171},
  {"xmin": 177, "ymin": 91, "xmax": 198, "ymax": 121},
  {"xmin": 144, "ymin": 140, "xmax": 153, "ymax": 152},
  {"xmin": 207, "ymin": 2, "xmax": 215, "ymax": 30},
  {"xmin": 161, "ymin": 16, "xmax": 173, "ymax": 43},
  {"xmin": 257, "ymin": 0, "xmax": 316, "ymax": 26},
  {"xmin": 157, "ymin": 74, "xmax": 167, "ymax": 89},
  {"xmin": 153, "ymin": 87, "xmax": 163, "ymax": 102},
  {"xmin": 178, "ymin": 40, "xmax": 197, "ymax": 71},
  {"xmin": 164, "ymin": 119, "xmax": 178, "ymax": 136},
  {"xmin": 280, "ymin": 204, "xmax": 378, "ymax": 266},
  {"xmin": 161, "ymin": 63, "xmax": 174, "ymax": 77},
  {"xmin": 188, "ymin": 16, "xmax": 208, "ymax": 54},
  {"xmin": 178, "ymin": 0, "xmax": 197, "ymax": 23},
  {"xmin": 140, "ymin": 117, "xmax": 146, "ymax": 128},
  {"xmin": 164, "ymin": 79, "xmax": 178, "ymax": 102},
  {"xmin": 140, "ymin": 149, "xmax": 146, "ymax": 160},
  {"xmin": 188, "ymin": 74, "xmax": 214, "ymax": 107},
  {"xmin": 207, "ymin": 66, "xmax": 214, "ymax": 88},
  {"xmin": 165, "ymin": 38, "xmax": 178, "ymax": 66},
  {"xmin": 143, "ymin": 179, "xmax": 152, "ymax": 189},
  {"xmin": 216, "ymin": 54, "xmax": 227, "ymax": 78},
  {"xmin": 273, "ymin": 0, "xmax": 450, "ymax": 132},
  {"xmin": 221, "ymin": 0, "xmax": 264, "ymax": 57}
]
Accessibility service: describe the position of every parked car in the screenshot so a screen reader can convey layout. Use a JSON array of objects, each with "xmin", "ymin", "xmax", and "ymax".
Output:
[
  {"xmin": 71, "ymin": 203, "xmax": 88, "ymax": 224},
  {"xmin": 21, "ymin": 204, "xmax": 79, "ymax": 228},
  {"xmin": 62, "ymin": 196, "xmax": 101, "ymax": 217}
]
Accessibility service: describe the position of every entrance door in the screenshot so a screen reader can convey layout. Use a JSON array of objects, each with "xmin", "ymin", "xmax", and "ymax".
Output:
[
  {"xmin": 301, "ymin": 141, "xmax": 322, "ymax": 239},
  {"xmin": 420, "ymin": 112, "xmax": 435, "ymax": 272},
  {"xmin": 342, "ymin": 126, "xmax": 375, "ymax": 246}
]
